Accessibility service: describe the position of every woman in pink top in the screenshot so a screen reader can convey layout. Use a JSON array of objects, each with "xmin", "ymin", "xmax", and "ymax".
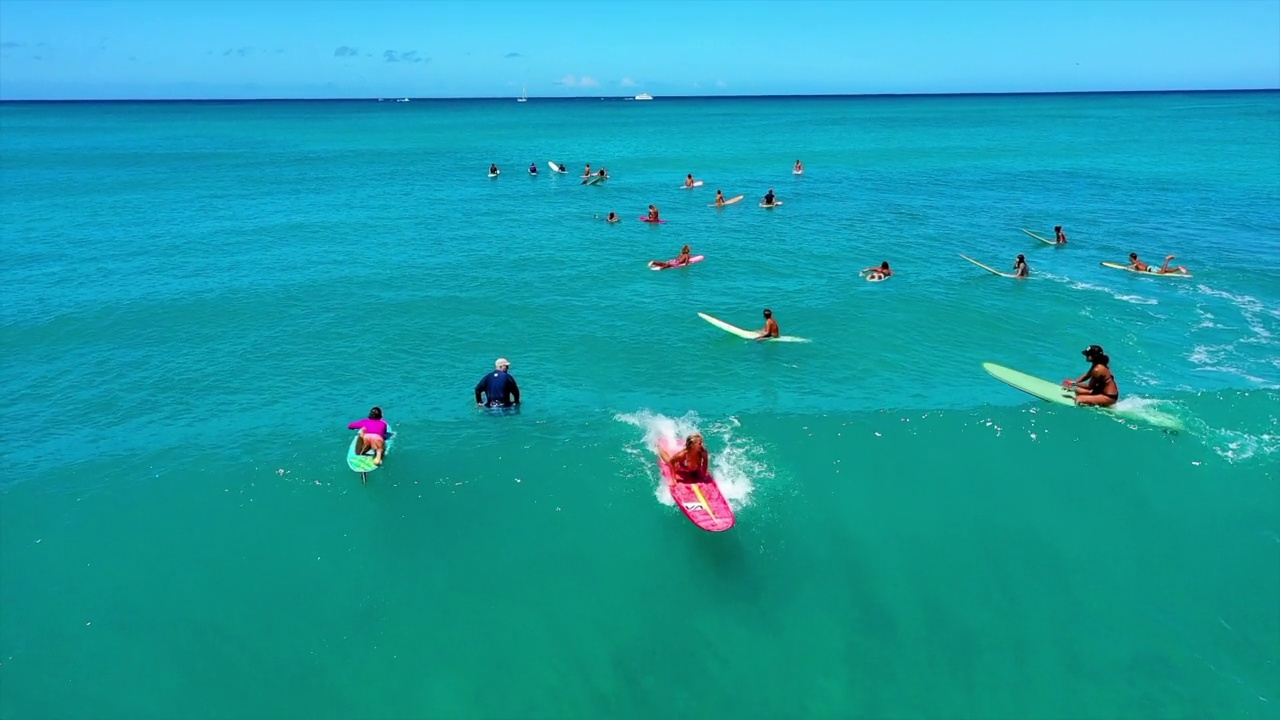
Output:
[{"xmin": 348, "ymin": 406, "xmax": 387, "ymax": 466}]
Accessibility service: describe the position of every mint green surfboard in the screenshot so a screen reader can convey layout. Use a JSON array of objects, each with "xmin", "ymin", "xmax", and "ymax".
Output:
[
  {"xmin": 983, "ymin": 362, "xmax": 1182, "ymax": 431},
  {"xmin": 346, "ymin": 424, "xmax": 392, "ymax": 478}
]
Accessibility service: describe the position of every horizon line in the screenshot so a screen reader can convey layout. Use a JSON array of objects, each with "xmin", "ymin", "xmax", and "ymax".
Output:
[{"xmin": 1, "ymin": 88, "xmax": 1277, "ymax": 103}]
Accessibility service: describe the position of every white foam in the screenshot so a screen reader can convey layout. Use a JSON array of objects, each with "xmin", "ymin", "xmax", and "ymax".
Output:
[
  {"xmin": 1050, "ymin": 273, "xmax": 1160, "ymax": 306},
  {"xmin": 614, "ymin": 409, "xmax": 762, "ymax": 510}
]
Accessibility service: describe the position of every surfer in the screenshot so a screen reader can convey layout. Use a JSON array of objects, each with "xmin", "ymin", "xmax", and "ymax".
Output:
[
  {"xmin": 793, "ymin": 160, "xmax": 803, "ymax": 173},
  {"xmin": 714, "ymin": 190, "xmax": 725, "ymax": 206},
  {"xmin": 606, "ymin": 211, "xmax": 620, "ymax": 224},
  {"xmin": 1054, "ymin": 225, "xmax": 1068, "ymax": 244},
  {"xmin": 658, "ymin": 433, "xmax": 709, "ymax": 485},
  {"xmin": 598, "ymin": 167, "xmax": 608, "ymax": 179},
  {"xmin": 861, "ymin": 261, "xmax": 893, "ymax": 280},
  {"xmin": 756, "ymin": 308, "xmax": 779, "ymax": 341},
  {"xmin": 1158, "ymin": 254, "xmax": 1189, "ymax": 274},
  {"xmin": 762, "ymin": 188, "xmax": 776, "ymax": 206},
  {"xmin": 685, "ymin": 173, "xmax": 696, "ymax": 188},
  {"xmin": 1126, "ymin": 252, "xmax": 1151, "ymax": 272},
  {"xmin": 489, "ymin": 164, "xmax": 499, "ymax": 175},
  {"xmin": 1013, "ymin": 254, "xmax": 1029, "ymax": 277},
  {"xmin": 650, "ymin": 245, "xmax": 692, "ymax": 269},
  {"xmin": 475, "ymin": 358, "xmax": 520, "ymax": 408},
  {"xmin": 647, "ymin": 205, "xmax": 660, "ymax": 222},
  {"xmin": 583, "ymin": 163, "xmax": 591, "ymax": 178},
  {"xmin": 528, "ymin": 162, "xmax": 538, "ymax": 175},
  {"xmin": 348, "ymin": 407, "xmax": 388, "ymax": 466},
  {"xmin": 1064, "ymin": 345, "xmax": 1119, "ymax": 407}
]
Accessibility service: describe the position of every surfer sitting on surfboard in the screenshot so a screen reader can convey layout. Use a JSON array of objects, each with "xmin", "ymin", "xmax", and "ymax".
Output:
[
  {"xmin": 1014, "ymin": 254, "xmax": 1029, "ymax": 277},
  {"xmin": 647, "ymin": 205, "xmax": 660, "ymax": 222},
  {"xmin": 861, "ymin": 261, "xmax": 893, "ymax": 280},
  {"xmin": 714, "ymin": 190, "xmax": 725, "ymax": 206},
  {"xmin": 685, "ymin": 173, "xmax": 697, "ymax": 188},
  {"xmin": 348, "ymin": 407, "xmax": 388, "ymax": 466},
  {"xmin": 794, "ymin": 160, "xmax": 803, "ymax": 174},
  {"xmin": 489, "ymin": 164, "xmax": 499, "ymax": 175},
  {"xmin": 657, "ymin": 433, "xmax": 709, "ymax": 486},
  {"xmin": 757, "ymin": 308, "xmax": 780, "ymax": 341},
  {"xmin": 762, "ymin": 188, "xmax": 777, "ymax": 207},
  {"xmin": 650, "ymin": 245, "xmax": 692, "ymax": 269},
  {"xmin": 1054, "ymin": 226, "xmax": 1068, "ymax": 244},
  {"xmin": 1063, "ymin": 345, "xmax": 1119, "ymax": 407},
  {"xmin": 528, "ymin": 162, "xmax": 538, "ymax": 175},
  {"xmin": 475, "ymin": 358, "xmax": 520, "ymax": 408},
  {"xmin": 606, "ymin": 212, "xmax": 620, "ymax": 224}
]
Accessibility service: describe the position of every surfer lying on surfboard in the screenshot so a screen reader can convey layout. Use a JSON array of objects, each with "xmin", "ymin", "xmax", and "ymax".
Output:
[
  {"xmin": 1127, "ymin": 252, "xmax": 1188, "ymax": 275},
  {"xmin": 861, "ymin": 261, "xmax": 893, "ymax": 280},
  {"xmin": 649, "ymin": 245, "xmax": 693, "ymax": 269},
  {"xmin": 657, "ymin": 433, "xmax": 709, "ymax": 486},
  {"xmin": 1063, "ymin": 345, "xmax": 1119, "ymax": 407},
  {"xmin": 757, "ymin": 308, "xmax": 780, "ymax": 341},
  {"xmin": 348, "ymin": 407, "xmax": 388, "ymax": 466}
]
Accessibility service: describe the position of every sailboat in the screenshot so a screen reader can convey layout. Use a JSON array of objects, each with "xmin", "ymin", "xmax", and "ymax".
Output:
[{"xmin": 517, "ymin": 85, "xmax": 527, "ymax": 103}]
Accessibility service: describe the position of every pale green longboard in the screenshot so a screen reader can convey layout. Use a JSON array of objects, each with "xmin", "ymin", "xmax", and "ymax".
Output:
[
  {"xmin": 1099, "ymin": 261, "xmax": 1193, "ymax": 279},
  {"xmin": 960, "ymin": 254, "xmax": 1021, "ymax": 278},
  {"xmin": 983, "ymin": 362, "xmax": 1182, "ymax": 431},
  {"xmin": 1020, "ymin": 228, "xmax": 1058, "ymax": 245},
  {"xmin": 697, "ymin": 312, "xmax": 809, "ymax": 343}
]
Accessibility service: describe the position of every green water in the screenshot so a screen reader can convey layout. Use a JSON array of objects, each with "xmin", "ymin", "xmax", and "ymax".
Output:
[{"xmin": 0, "ymin": 93, "xmax": 1277, "ymax": 718}]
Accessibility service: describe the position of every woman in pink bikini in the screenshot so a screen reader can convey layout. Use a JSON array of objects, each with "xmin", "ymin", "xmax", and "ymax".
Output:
[{"xmin": 348, "ymin": 407, "xmax": 388, "ymax": 466}]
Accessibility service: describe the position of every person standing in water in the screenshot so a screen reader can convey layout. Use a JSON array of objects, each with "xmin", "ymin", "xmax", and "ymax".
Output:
[
  {"xmin": 1054, "ymin": 226, "xmax": 1068, "ymax": 244},
  {"xmin": 757, "ymin": 308, "xmax": 780, "ymax": 341},
  {"xmin": 1064, "ymin": 345, "xmax": 1119, "ymax": 407},
  {"xmin": 1013, "ymin": 254, "xmax": 1029, "ymax": 277},
  {"xmin": 582, "ymin": 163, "xmax": 592, "ymax": 178},
  {"xmin": 658, "ymin": 433, "xmax": 709, "ymax": 486},
  {"xmin": 348, "ymin": 407, "xmax": 388, "ymax": 466},
  {"xmin": 475, "ymin": 358, "xmax": 520, "ymax": 408}
]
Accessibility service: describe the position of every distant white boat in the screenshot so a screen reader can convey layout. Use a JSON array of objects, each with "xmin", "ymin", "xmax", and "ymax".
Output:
[
  {"xmin": 517, "ymin": 85, "xmax": 527, "ymax": 103},
  {"xmin": 395, "ymin": 98, "xmax": 410, "ymax": 103},
  {"xmin": 634, "ymin": 93, "xmax": 653, "ymax": 101}
]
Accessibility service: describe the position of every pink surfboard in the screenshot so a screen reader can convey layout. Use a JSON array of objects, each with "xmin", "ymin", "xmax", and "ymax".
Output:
[
  {"xmin": 639, "ymin": 216, "xmax": 667, "ymax": 224},
  {"xmin": 649, "ymin": 255, "xmax": 705, "ymax": 271},
  {"xmin": 657, "ymin": 437, "xmax": 735, "ymax": 532}
]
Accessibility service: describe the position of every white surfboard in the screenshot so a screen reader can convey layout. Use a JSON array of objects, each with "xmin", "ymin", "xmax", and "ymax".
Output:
[
  {"xmin": 488, "ymin": 171, "xmax": 500, "ymax": 178},
  {"xmin": 1021, "ymin": 228, "xmax": 1057, "ymax": 245},
  {"xmin": 681, "ymin": 180, "xmax": 704, "ymax": 189},
  {"xmin": 759, "ymin": 201, "xmax": 783, "ymax": 208},
  {"xmin": 1100, "ymin": 261, "xmax": 1192, "ymax": 278},
  {"xmin": 960, "ymin": 254, "xmax": 1022, "ymax": 278},
  {"xmin": 709, "ymin": 195, "xmax": 745, "ymax": 207},
  {"xmin": 548, "ymin": 162, "xmax": 567, "ymax": 174},
  {"xmin": 697, "ymin": 312, "xmax": 808, "ymax": 343}
]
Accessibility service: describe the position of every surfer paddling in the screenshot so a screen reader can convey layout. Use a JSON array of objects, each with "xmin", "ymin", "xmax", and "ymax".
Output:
[
  {"xmin": 861, "ymin": 261, "xmax": 893, "ymax": 280},
  {"xmin": 756, "ymin": 308, "xmax": 780, "ymax": 341},
  {"xmin": 348, "ymin": 407, "xmax": 388, "ymax": 466},
  {"xmin": 658, "ymin": 433, "xmax": 709, "ymax": 486},
  {"xmin": 1063, "ymin": 345, "xmax": 1119, "ymax": 407},
  {"xmin": 475, "ymin": 358, "xmax": 520, "ymax": 408},
  {"xmin": 1054, "ymin": 225, "xmax": 1068, "ymax": 244},
  {"xmin": 649, "ymin": 245, "xmax": 693, "ymax": 269}
]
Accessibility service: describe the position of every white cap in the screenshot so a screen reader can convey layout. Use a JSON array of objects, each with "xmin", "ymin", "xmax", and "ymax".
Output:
[{"xmin": 495, "ymin": 358, "xmax": 510, "ymax": 369}]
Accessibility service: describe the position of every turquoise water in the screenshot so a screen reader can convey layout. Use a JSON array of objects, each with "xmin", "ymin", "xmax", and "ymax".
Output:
[{"xmin": 1, "ymin": 92, "xmax": 1278, "ymax": 718}]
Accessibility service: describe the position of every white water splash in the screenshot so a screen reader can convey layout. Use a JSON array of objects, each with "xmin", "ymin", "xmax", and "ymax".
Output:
[{"xmin": 614, "ymin": 409, "xmax": 764, "ymax": 510}]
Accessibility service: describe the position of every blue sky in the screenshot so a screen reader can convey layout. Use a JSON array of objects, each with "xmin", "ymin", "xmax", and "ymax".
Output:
[{"xmin": 1, "ymin": 0, "xmax": 1277, "ymax": 100}]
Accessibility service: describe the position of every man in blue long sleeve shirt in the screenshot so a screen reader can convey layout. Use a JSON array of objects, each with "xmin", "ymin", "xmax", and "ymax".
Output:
[{"xmin": 475, "ymin": 358, "xmax": 520, "ymax": 408}]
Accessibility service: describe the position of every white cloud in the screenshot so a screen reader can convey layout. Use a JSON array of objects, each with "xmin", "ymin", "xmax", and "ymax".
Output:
[
  {"xmin": 556, "ymin": 74, "xmax": 578, "ymax": 86},
  {"xmin": 620, "ymin": 77, "xmax": 636, "ymax": 87},
  {"xmin": 715, "ymin": 79, "xmax": 727, "ymax": 88},
  {"xmin": 580, "ymin": 76, "xmax": 599, "ymax": 87}
]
